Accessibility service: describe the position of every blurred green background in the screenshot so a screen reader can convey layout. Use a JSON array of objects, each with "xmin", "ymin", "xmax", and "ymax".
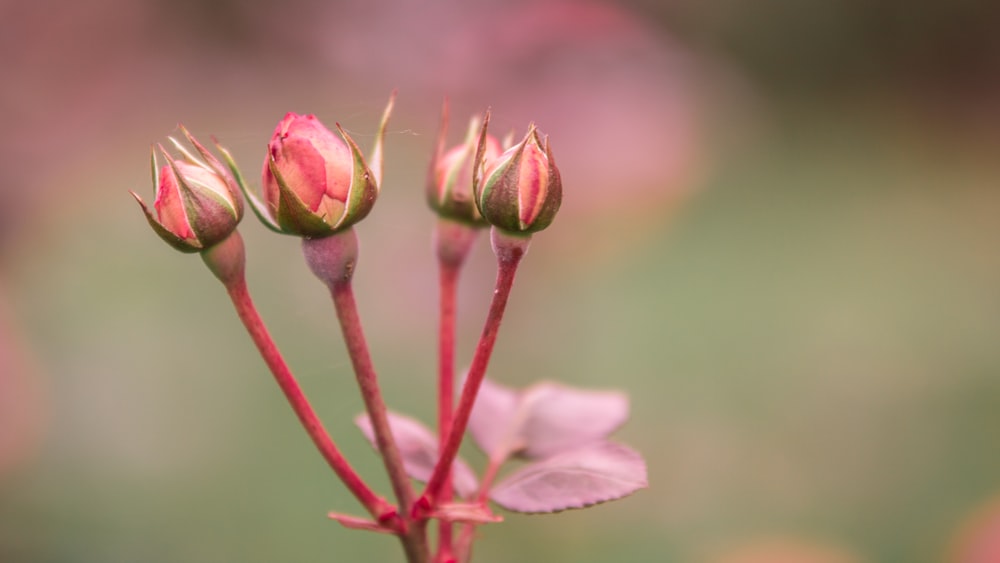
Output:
[{"xmin": 2, "ymin": 1, "xmax": 1000, "ymax": 561}]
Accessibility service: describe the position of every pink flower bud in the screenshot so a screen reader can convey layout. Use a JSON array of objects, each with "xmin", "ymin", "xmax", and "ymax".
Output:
[
  {"xmin": 427, "ymin": 104, "xmax": 502, "ymax": 226},
  {"xmin": 474, "ymin": 115, "xmax": 562, "ymax": 234},
  {"xmin": 247, "ymin": 95, "xmax": 395, "ymax": 238},
  {"xmin": 260, "ymin": 113, "xmax": 376, "ymax": 237},
  {"xmin": 131, "ymin": 128, "xmax": 244, "ymax": 253}
]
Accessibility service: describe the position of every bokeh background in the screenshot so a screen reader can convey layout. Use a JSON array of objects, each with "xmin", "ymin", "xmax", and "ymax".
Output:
[{"xmin": 3, "ymin": 0, "xmax": 1000, "ymax": 561}]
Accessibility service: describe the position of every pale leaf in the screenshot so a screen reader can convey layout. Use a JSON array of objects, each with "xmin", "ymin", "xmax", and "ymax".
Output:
[
  {"xmin": 467, "ymin": 376, "xmax": 520, "ymax": 457},
  {"xmin": 489, "ymin": 442, "xmax": 647, "ymax": 513},
  {"xmin": 327, "ymin": 512, "xmax": 395, "ymax": 534},
  {"xmin": 468, "ymin": 376, "xmax": 629, "ymax": 460},
  {"xmin": 429, "ymin": 503, "xmax": 503, "ymax": 524},
  {"xmin": 518, "ymin": 381, "xmax": 629, "ymax": 458},
  {"xmin": 355, "ymin": 411, "xmax": 479, "ymax": 498}
]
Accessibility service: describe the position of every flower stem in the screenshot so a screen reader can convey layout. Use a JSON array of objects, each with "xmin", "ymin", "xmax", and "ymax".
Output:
[
  {"xmin": 330, "ymin": 279, "xmax": 429, "ymax": 562},
  {"xmin": 452, "ymin": 455, "xmax": 505, "ymax": 563},
  {"xmin": 329, "ymin": 281, "xmax": 417, "ymax": 511},
  {"xmin": 420, "ymin": 229, "xmax": 529, "ymax": 509},
  {"xmin": 202, "ymin": 233, "xmax": 395, "ymax": 523},
  {"xmin": 432, "ymin": 219, "xmax": 479, "ymax": 562},
  {"xmin": 301, "ymin": 230, "xmax": 428, "ymax": 562},
  {"xmin": 436, "ymin": 262, "xmax": 459, "ymax": 561}
]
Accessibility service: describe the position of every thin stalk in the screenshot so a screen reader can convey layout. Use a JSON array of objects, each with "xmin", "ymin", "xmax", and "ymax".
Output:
[
  {"xmin": 330, "ymin": 281, "xmax": 429, "ymax": 562},
  {"xmin": 453, "ymin": 455, "xmax": 505, "ymax": 563},
  {"xmin": 475, "ymin": 456, "xmax": 504, "ymax": 505},
  {"xmin": 435, "ymin": 262, "xmax": 460, "ymax": 561},
  {"xmin": 431, "ymin": 219, "xmax": 479, "ymax": 563},
  {"xmin": 420, "ymin": 230, "xmax": 528, "ymax": 508},
  {"xmin": 223, "ymin": 277, "xmax": 394, "ymax": 522},
  {"xmin": 300, "ymin": 230, "xmax": 428, "ymax": 561}
]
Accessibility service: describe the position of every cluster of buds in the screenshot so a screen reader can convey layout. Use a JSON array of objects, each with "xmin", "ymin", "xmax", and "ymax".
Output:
[
  {"xmin": 132, "ymin": 95, "xmax": 645, "ymax": 563},
  {"xmin": 136, "ymin": 101, "xmax": 563, "ymax": 249},
  {"xmin": 426, "ymin": 107, "xmax": 501, "ymax": 227},
  {"xmin": 427, "ymin": 108, "xmax": 562, "ymax": 235}
]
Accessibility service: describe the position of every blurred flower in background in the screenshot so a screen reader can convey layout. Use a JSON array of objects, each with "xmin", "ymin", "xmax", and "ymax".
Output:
[
  {"xmin": 706, "ymin": 537, "xmax": 865, "ymax": 563},
  {"xmin": 950, "ymin": 494, "xmax": 1000, "ymax": 563}
]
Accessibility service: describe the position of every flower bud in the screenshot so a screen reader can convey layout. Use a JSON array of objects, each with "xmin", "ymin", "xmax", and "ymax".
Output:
[
  {"xmin": 131, "ymin": 128, "xmax": 244, "ymax": 253},
  {"xmin": 427, "ymin": 103, "xmax": 502, "ymax": 226},
  {"xmin": 244, "ymin": 94, "xmax": 395, "ymax": 238},
  {"xmin": 474, "ymin": 116, "xmax": 562, "ymax": 234}
]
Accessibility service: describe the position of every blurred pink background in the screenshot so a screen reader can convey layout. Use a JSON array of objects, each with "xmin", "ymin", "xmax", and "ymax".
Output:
[{"xmin": 2, "ymin": 0, "xmax": 1000, "ymax": 561}]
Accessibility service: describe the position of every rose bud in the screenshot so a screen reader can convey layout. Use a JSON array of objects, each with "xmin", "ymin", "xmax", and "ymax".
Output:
[
  {"xmin": 474, "ymin": 115, "xmax": 562, "ymax": 235},
  {"xmin": 131, "ymin": 127, "xmax": 244, "ymax": 253},
  {"xmin": 243, "ymin": 95, "xmax": 395, "ymax": 238},
  {"xmin": 427, "ymin": 103, "xmax": 502, "ymax": 226}
]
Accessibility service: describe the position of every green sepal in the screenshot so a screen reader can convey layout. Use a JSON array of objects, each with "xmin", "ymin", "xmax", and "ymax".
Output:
[
  {"xmin": 425, "ymin": 103, "xmax": 488, "ymax": 226},
  {"xmin": 425, "ymin": 98, "xmax": 449, "ymax": 211},
  {"xmin": 335, "ymin": 124, "xmax": 378, "ymax": 231},
  {"xmin": 220, "ymin": 145, "xmax": 283, "ymax": 234},
  {"xmin": 472, "ymin": 109, "xmax": 492, "ymax": 206},
  {"xmin": 268, "ymin": 156, "xmax": 337, "ymax": 237},
  {"xmin": 525, "ymin": 134, "xmax": 562, "ymax": 233},
  {"xmin": 478, "ymin": 128, "xmax": 529, "ymax": 233},
  {"xmin": 369, "ymin": 90, "xmax": 396, "ymax": 188},
  {"xmin": 162, "ymin": 149, "xmax": 239, "ymax": 248},
  {"xmin": 143, "ymin": 147, "xmax": 203, "ymax": 252},
  {"xmin": 150, "ymin": 146, "xmax": 160, "ymax": 195},
  {"xmin": 130, "ymin": 190, "xmax": 201, "ymax": 253},
  {"xmin": 177, "ymin": 126, "xmax": 245, "ymax": 220},
  {"xmin": 438, "ymin": 146, "xmax": 485, "ymax": 226}
]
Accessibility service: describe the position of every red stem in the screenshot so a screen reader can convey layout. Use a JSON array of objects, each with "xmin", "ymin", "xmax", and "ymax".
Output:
[
  {"xmin": 435, "ymin": 263, "xmax": 460, "ymax": 562},
  {"xmin": 475, "ymin": 456, "xmax": 504, "ymax": 505},
  {"xmin": 430, "ymin": 219, "xmax": 479, "ymax": 562},
  {"xmin": 330, "ymin": 281, "xmax": 429, "ymax": 562},
  {"xmin": 437, "ymin": 265, "xmax": 459, "ymax": 459},
  {"xmin": 224, "ymin": 277, "xmax": 394, "ymax": 522},
  {"xmin": 453, "ymin": 455, "xmax": 505, "ymax": 563},
  {"xmin": 420, "ymin": 239, "xmax": 525, "ymax": 508}
]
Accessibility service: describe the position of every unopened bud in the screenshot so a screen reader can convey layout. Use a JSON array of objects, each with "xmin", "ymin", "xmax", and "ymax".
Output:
[
  {"xmin": 243, "ymin": 94, "xmax": 395, "ymax": 238},
  {"xmin": 474, "ymin": 116, "xmax": 562, "ymax": 235},
  {"xmin": 427, "ymin": 102, "xmax": 502, "ymax": 226},
  {"xmin": 131, "ymin": 127, "xmax": 244, "ymax": 253}
]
